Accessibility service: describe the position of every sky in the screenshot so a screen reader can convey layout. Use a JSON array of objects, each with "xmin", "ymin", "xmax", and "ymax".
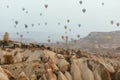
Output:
[{"xmin": 0, "ymin": 0, "xmax": 120, "ymax": 42}]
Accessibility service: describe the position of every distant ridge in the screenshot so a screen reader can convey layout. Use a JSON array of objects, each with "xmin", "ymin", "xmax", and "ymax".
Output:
[{"xmin": 76, "ymin": 30, "xmax": 120, "ymax": 49}]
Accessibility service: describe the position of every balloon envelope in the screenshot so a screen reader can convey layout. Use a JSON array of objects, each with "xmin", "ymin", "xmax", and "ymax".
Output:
[
  {"xmin": 44, "ymin": 4, "xmax": 48, "ymax": 8},
  {"xmin": 31, "ymin": 24, "xmax": 34, "ymax": 27},
  {"xmin": 78, "ymin": 24, "xmax": 81, "ymax": 27},
  {"xmin": 48, "ymin": 39, "xmax": 51, "ymax": 43},
  {"xmin": 40, "ymin": 13, "xmax": 42, "ymax": 16},
  {"xmin": 15, "ymin": 21, "xmax": 18, "ymax": 25},
  {"xmin": 79, "ymin": 1, "xmax": 83, "ymax": 4},
  {"xmin": 116, "ymin": 23, "xmax": 120, "ymax": 26},
  {"xmin": 64, "ymin": 26, "xmax": 67, "ymax": 29},
  {"xmin": 25, "ymin": 24, "xmax": 28, "ymax": 28},
  {"xmin": 77, "ymin": 34, "xmax": 80, "ymax": 38},
  {"xmin": 102, "ymin": 2, "xmax": 104, "ymax": 5},
  {"xmin": 82, "ymin": 8, "xmax": 86, "ymax": 13},
  {"xmin": 22, "ymin": 8, "xmax": 25, "ymax": 11},
  {"xmin": 67, "ymin": 19, "xmax": 70, "ymax": 23},
  {"xmin": 110, "ymin": 20, "xmax": 114, "ymax": 24},
  {"xmin": 20, "ymin": 35, "xmax": 23, "ymax": 38},
  {"xmin": 61, "ymin": 36, "xmax": 64, "ymax": 40}
]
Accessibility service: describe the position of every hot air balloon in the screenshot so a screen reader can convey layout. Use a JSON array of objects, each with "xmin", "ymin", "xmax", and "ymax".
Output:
[
  {"xmin": 44, "ymin": 4, "xmax": 48, "ymax": 8},
  {"xmin": 78, "ymin": 24, "xmax": 81, "ymax": 27},
  {"xmin": 65, "ymin": 31, "xmax": 67, "ymax": 34},
  {"xmin": 6, "ymin": 5, "xmax": 9, "ymax": 8},
  {"xmin": 31, "ymin": 24, "xmax": 34, "ymax": 27},
  {"xmin": 27, "ymin": 31, "xmax": 29, "ymax": 34},
  {"xmin": 77, "ymin": 34, "xmax": 80, "ymax": 38},
  {"xmin": 61, "ymin": 36, "xmax": 64, "ymax": 40},
  {"xmin": 20, "ymin": 35, "xmax": 23, "ymax": 38},
  {"xmin": 64, "ymin": 25, "xmax": 67, "ymax": 29},
  {"xmin": 110, "ymin": 20, "xmax": 114, "ymax": 25},
  {"xmin": 26, "ymin": 11, "xmax": 28, "ymax": 14},
  {"xmin": 38, "ymin": 23, "xmax": 40, "ymax": 26},
  {"xmin": 15, "ymin": 21, "xmax": 18, "ymax": 25},
  {"xmin": 48, "ymin": 36, "xmax": 50, "ymax": 38},
  {"xmin": 14, "ymin": 25, "xmax": 16, "ymax": 28},
  {"xmin": 69, "ymin": 28, "xmax": 71, "ymax": 31},
  {"xmin": 106, "ymin": 35, "xmax": 111, "ymax": 40},
  {"xmin": 67, "ymin": 19, "xmax": 70, "ymax": 23},
  {"xmin": 79, "ymin": 1, "xmax": 83, "ymax": 4},
  {"xmin": 16, "ymin": 32, "xmax": 19, "ymax": 35},
  {"xmin": 25, "ymin": 24, "xmax": 28, "ymax": 28},
  {"xmin": 66, "ymin": 36, "xmax": 68, "ymax": 40},
  {"xmin": 48, "ymin": 39, "xmax": 51, "ymax": 43},
  {"xmin": 102, "ymin": 2, "xmax": 104, "ymax": 5},
  {"xmin": 45, "ymin": 22, "xmax": 47, "ymax": 25},
  {"xmin": 82, "ymin": 8, "xmax": 86, "ymax": 13},
  {"xmin": 116, "ymin": 22, "xmax": 120, "ymax": 26},
  {"xmin": 40, "ymin": 13, "xmax": 42, "ymax": 16},
  {"xmin": 58, "ymin": 22, "xmax": 60, "ymax": 25},
  {"xmin": 22, "ymin": 8, "xmax": 25, "ymax": 11},
  {"xmin": 12, "ymin": 18, "xmax": 14, "ymax": 21}
]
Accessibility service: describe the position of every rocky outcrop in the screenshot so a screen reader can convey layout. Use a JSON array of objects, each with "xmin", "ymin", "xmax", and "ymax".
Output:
[{"xmin": 0, "ymin": 48, "xmax": 120, "ymax": 80}]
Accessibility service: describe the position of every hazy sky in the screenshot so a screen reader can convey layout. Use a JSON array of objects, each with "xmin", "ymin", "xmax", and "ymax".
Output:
[{"xmin": 0, "ymin": 0, "xmax": 120, "ymax": 41}]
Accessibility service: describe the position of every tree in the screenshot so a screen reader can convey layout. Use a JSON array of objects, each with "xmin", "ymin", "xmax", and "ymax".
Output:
[{"xmin": 3, "ymin": 32, "xmax": 9, "ymax": 43}]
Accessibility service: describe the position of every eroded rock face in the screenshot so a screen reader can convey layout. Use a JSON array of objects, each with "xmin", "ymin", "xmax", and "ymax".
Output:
[
  {"xmin": 0, "ymin": 66, "xmax": 15, "ymax": 80},
  {"xmin": 0, "ymin": 48, "xmax": 120, "ymax": 80}
]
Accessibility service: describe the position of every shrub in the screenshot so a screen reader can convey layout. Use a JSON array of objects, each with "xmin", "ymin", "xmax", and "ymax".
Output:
[{"xmin": 3, "ymin": 55, "xmax": 14, "ymax": 64}]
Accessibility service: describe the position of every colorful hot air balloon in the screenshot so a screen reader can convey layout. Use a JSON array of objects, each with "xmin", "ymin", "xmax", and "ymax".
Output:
[
  {"xmin": 110, "ymin": 20, "xmax": 114, "ymax": 25},
  {"xmin": 6, "ymin": 5, "xmax": 9, "ymax": 8},
  {"xmin": 45, "ymin": 22, "xmax": 47, "ymax": 25},
  {"xmin": 67, "ymin": 19, "xmax": 70, "ymax": 23},
  {"xmin": 25, "ymin": 24, "xmax": 28, "ymax": 28},
  {"xmin": 16, "ymin": 32, "xmax": 19, "ymax": 35},
  {"xmin": 77, "ymin": 34, "xmax": 80, "ymax": 38},
  {"xmin": 78, "ymin": 24, "xmax": 81, "ymax": 27},
  {"xmin": 12, "ymin": 18, "xmax": 14, "ymax": 21},
  {"xmin": 31, "ymin": 24, "xmax": 34, "ymax": 27},
  {"xmin": 27, "ymin": 31, "xmax": 29, "ymax": 34},
  {"xmin": 14, "ymin": 25, "xmax": 16, "ymax": 28},
  {"xmin": 20, "ymin": 35, "xmax": 23, "ymax": 38},
  {"xmin": 26, "ymin": 11, "xmax": 28, "ymax": 14},
  {"xmin": 38, "ymin": 23, "xmax": 40, "ymax": 26},
  {"xmin": 40, "ymin": 13, "xmax": 42, "ymax": 16},
  {"xmin": 58, "ymin": 22, "xmax": 60, "ymax": 25},
  {"xmin": 61, "ymin": 36, "xmax": 64, "ymax": 40},
  {"xmin": 106, "ymin": 35, "xmax": 111, "ymax": 40},
  {"xmin": 116, "ymin": 22, "xmax": 120, "ymax": 26},
  {"xmin": 48, "ymin": 39, "xmax": 51, "ymax": 43},
  {"xmin": 64, "ymin": 25, "xmax": 67, "ymax": 29},
  {"xmin": 82, "ymin": 8, "xmax": 86, "ymax": 13},
  {"xmin": 79, "ymin": 1, "xmax": 83, "ymax": 4},
  {"xmin": 15, "ymin": 21, "xmax": 18, "ymax": 25},
  {"xmin": 69, "ymin": 28, "xmax": 71, "ymax": 31},
  {"xmin": 44, "ymin": 4, "xmax": 48, "ymax": 8},
  {"xmin": 102, "ymin": 2, "xmax": 104, "ymax": 5},
  {"xmin": 22, "ymin": 8, "xmax": 25, "ymax": 11},
  {"xmin": 66, "ymin": 36, "xmax": 68, "ymax": 40},
  {"xmin": 65, "ymin": 31, "xmax": 67, "ymax": 34},
  {"xmin": 48, "ymin": 36, "xmax": 50, "ymax": 38}
]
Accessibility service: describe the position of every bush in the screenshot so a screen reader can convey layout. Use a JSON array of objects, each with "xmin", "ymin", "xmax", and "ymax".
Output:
[{"xmin": 3, "ymin": 55, "xmax": 14, "ymax": 64}]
